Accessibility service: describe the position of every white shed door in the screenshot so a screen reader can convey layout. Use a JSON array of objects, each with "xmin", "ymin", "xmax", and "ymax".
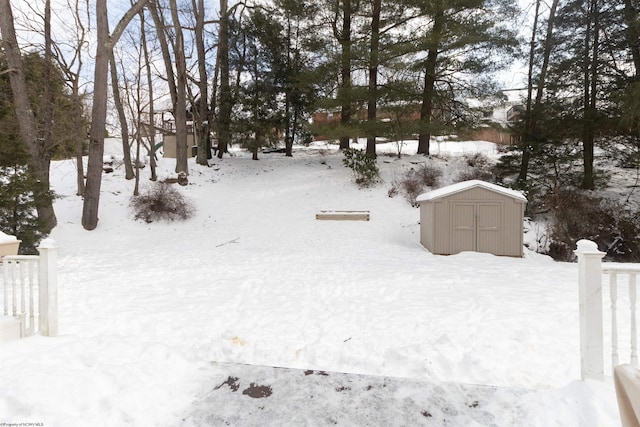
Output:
[{"xmin": 452, "ymin": 202, "xmax": 501, "ymax": 253}]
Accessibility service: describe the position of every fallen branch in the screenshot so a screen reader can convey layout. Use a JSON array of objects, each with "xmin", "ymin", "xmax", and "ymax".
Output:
[{"xmin": 216, "ymin": 237, "xmax": 240, "ymax": 247}]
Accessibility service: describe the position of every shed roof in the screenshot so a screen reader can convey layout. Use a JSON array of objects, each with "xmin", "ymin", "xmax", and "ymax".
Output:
[{"xmin": 416, "ymin": 180, "xmax": 527, "ymax": 203}]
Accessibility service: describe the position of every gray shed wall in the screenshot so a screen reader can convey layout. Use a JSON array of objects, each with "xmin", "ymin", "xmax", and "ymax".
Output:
[{"xmin": 419, "ymin": 186, "xmax": 525, "ymax": 257}]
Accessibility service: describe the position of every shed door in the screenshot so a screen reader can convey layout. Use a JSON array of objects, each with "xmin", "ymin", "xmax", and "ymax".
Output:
[
  {"xmin": 477, "ymin": 203, "xmax": 501, "ymax": 253},
  {"xmin": 451, "ymin": 202, "xmax": 501, "ymax": 253},
  {"xmin": 452, "ymin": 203, "xmax": 476, "ymax": 253}
]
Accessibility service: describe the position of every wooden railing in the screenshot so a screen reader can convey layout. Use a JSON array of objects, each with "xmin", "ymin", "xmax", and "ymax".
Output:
[
  {"xmin": 575, "ymin": 239, "xmax": 639, "ymax": 380},
  {"xmin": 1, "ymin": 239, "xmax": 58, "ymax": 338}
]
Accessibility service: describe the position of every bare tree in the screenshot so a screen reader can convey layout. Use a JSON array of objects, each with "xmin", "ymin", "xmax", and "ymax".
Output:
[
  {"xmin": 217, "ymin": 0, "xmax": 232, "ymax": 158},
  {"xmin": 366, "ymin": 0, "xmax": 381, "ymax": 157},
  {"xmin": 169, "ymin": 0, "xmax": 189, "ymax": 175},
  {"xmin": 82, "ymin": 0, "xmax": 150, "ymax": 230},
  {"xmin": 517, "ymin": 0, "xmax": 559, "ymax": 186},
  {"xmin": 141, "ymin": 9, "xmax": 158, "ymax": 182},
  {"xmin": 110, "ymin": 50, "xmax": 136, "ymax": 180},
  {"xmin": 193, "ymin": 0, "xmax": 211, "ymax": 165}
]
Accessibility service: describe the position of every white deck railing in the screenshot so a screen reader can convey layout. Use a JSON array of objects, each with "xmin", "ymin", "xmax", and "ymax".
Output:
[
  {"xmin": 575, "ymin": 239, "xmax": 639, "ymax": 380},
  {"xmin": 1, "ymin": 239, "xmax": 58, "ymax": 338},
  {"xmin": 3, "ymin": 255, "xmax": 40, "ymax": 336},
  {"xmin": 602, "ymin": 266, "xmax": 638, "ymax": 368}
]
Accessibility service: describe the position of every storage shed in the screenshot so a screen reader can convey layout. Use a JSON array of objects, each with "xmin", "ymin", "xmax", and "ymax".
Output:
[{"xmin": 416, "ymin": 180, "xmax": 526, "ymax": 257}]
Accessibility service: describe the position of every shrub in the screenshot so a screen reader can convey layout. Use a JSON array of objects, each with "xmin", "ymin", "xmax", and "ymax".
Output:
[
  {"xmin": 0, "ymin": 164, "xmax": 50, "ymax": 254},
  {"xmin": 545, "ymin": 190, "xmax": 640, "ymax": 262},
  {"xmin": 130, "ymin": 183, "xmax": 195, "ymax": 223},
  {"xmin": 454, "ymin": 153, "xmax": 495, "ymax": 183},
  {"xmin": 342, "ymin": 148, "xmax": 380, "ymax": 187},
  {"xmin": 390, "ymin": 164, "xmax": 442, "ymax": 207}
]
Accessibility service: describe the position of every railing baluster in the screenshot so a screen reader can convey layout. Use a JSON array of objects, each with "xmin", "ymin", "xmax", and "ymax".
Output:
[
  {"xmin": 28, "ymin": 260, "xmax": 35, "ymax": 335},
  {"xmin": 11, "ymin": 260, "xmax": 17, "ymax": 317},
  {"xmin": 611, "ymin": 273, "xmax": 619, "ymax": 368},
  {"xmin": 630, "ymin": 274, "xmax": 638, "ymax": 366},
  {"xmin": 19, "ymin": 261, "xmax": 26, "ymax": 318},
  {"xmin": 2, "ymin": 258, "xmax": 8, "ymax": 316}
]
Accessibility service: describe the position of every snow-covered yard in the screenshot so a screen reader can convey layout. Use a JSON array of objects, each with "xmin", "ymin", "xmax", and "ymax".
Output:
[{"xmin": 0, "ymin": 139, "xmax": 624, "ymax": 425}]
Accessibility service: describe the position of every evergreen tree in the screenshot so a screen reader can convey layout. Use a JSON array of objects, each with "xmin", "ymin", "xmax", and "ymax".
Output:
[
  {"xmin": 399, "ymin": 0, "xmax": 520, "ymax": 155},
  {"xmin": 0, "ymin": 70, "xmax": 48, "ymax": 254}
]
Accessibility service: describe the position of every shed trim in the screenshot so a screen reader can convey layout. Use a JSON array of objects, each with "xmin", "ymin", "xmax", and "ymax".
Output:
[{"xmin": 416, "ymin": 180, "xmax": 526, "ymax": 203}]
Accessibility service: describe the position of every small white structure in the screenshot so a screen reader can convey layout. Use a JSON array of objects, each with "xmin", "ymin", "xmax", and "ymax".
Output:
[
  {"xmin": 1, "ymin": 239, "xmax": 58, "ymax": 343},
  {"xmin": 0, "ymin": 231, "xmax": 20, "ymax": 258},
  {"xmin": 416, "ymin": 180, "xmax": 526, "ymax": 257}
]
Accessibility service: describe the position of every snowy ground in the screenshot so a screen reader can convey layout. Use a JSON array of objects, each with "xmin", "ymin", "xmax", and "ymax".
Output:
[{"xmin": 0, "ymin": 138, "xmax": 625, "ymax": 426}]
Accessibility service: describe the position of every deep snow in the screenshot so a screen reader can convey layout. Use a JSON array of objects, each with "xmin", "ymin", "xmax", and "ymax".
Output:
[{"xmin": 0, "ymin": 138, "xmax": 626, "ymax": 426}]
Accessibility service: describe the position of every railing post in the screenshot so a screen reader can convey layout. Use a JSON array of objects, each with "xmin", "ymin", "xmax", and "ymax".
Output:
[
  {"xmin": 37, "ymin": 238, "xmax": 58, "ymax": 337},
  {"xmin": 575, "ymin": 239, "xmax": 606, "ymax": 380}
]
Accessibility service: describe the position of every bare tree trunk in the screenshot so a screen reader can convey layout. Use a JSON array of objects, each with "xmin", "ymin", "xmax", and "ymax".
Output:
[
  {"xmin": 73, "ymin": 84, "xmax": 86, "ymax": 196},
  {"xmin": 517, "ymin": 0, "xmax": 541, "ymax": 186},
  {"xmin": 284, "ymin": 15, "xmax": 293, "ymax": 157},
  {"xmin": 169, "ymin": 0, "xmax": 189, "ymax": 175},
  {"xmin": 417, "ymin": 10, "xmax": 444, "ymax": 156},
  {"xmin": 582, "ymin": 0, "xmax": 599, "ymax": 190},
  {"xmin": 82, "ymin": 0, "xmax": 110, "ymax": 230},
  {"xmin": 109, "ymin": 51, "xmax": 135, "ymax": 180},
  {"xmin": 366, "ymin": 0, "xmax": 381, "ymax": 157},
  {"xmin": 339, "ymin": 0, "xmax": 352, "ymax": 150},
  {"xmin": 518, "ymin": 0, "xmax": 559, "ymax": 186},
  {"xmin": 210, "ymin": 40, "xmax": 220, "ymax": 151},
  {"xmin": 193, "ymin": 0, "xmax": 210, "ymax": 165},
  {"xmin": 623, "ymin": 0, "xmax": 640, "ymax": 77},
  {"xmin": 140, "ymin": 10, "xmax": 157, "ymax": 181},
  {"xmin": 148, "ymin": 1, "xmax": 177, "ymax": 108},
  {"xmin": 0, "ymin": 0, "xmax": 57, "ymax": 233},
  {"xmin": 82, "ymin": 0, "xmax": 149, "ymax": 230},
  {"xmin": 43, "ymin": 0, "xmax": 55, "ymax": 161},
  {"xmin": 218, "ymin": 0, "xmax": 232, "ymax": 158}
]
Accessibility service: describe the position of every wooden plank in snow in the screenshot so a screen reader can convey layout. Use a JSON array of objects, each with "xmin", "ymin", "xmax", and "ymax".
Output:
[{"xmin": 315, "ymin": 210, "xmax": 370, "ymax": 221}]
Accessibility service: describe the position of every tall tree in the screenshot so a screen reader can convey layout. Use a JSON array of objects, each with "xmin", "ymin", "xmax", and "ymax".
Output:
[
  {"xmin": 217, "ymin": 0, "xmax": 233, "ymax": 158},
  {"xmin": 82, "ymin": 0, "xmax": 149, "ymax": 230},
  {"xmin": 0, "ymin": 0, "xmax": 57, "ymax": 233},
  {"xmin": 140, "ymin": 9, "xmax": 158, "ymax": 182},
  {"xmin": 517, "ymin": 0, "xmax": 560, "ymax": 186},
  {"xmin": 169, "ymin": 0, "xmax": 189, "ymax": 175},
  {"xmin": 401, "ymin": 0, "xmax": 519, "ymax": 155},
  {"xmin": 337, "ymin": 0, "xmax": 356, "ymax": 150},
  {"xmin": 365, "ymin": 0, "xmax": 381, "ymax": 157},
  {"xmin": 193, "ymin": 0, "xmax": 211, "ymax": 165},
  {"xmin": 52, "ymin": 0, "xmax": 91, "ymax": 196},
  {"xmin": 110, "ymin": 50, "xmax": 135, "ymax": 180}
]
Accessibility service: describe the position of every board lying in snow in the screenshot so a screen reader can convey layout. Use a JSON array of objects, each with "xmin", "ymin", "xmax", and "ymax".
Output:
[{"xmin": 315, "ymin": 210, "xmax": 370, "ymax": 221}]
